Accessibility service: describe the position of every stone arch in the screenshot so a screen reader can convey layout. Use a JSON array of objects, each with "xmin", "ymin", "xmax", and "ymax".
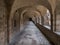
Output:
[
  {"xmin": 9, "ymin": 4, "xmax": 53, "ymax": 33},
  {"xmin": 20, "ymin": 8, "xmax": 43, "ymax": 24},
  {"xmin": 10, "ymin": 0, "xmax": 52, "ymax": 20},
  {"xmin": 8, "ymin": 0, "xmax": 54, "ymax": 39}
]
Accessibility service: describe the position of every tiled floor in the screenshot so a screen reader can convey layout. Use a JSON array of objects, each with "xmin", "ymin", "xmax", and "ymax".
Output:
[{"xmin": 9, "ymin": 21, "xmax": 51, "ymax": 45}]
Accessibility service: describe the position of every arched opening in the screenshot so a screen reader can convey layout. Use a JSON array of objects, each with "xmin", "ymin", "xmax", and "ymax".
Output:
[
  {"xmin": 43, "ymin": 9, "xmax": 51, "ymax": 29},
  {"xmin": 35, "ymin": 5, "xmax": 51, "ymax": 29},
  {"xmin": 9, "ymin": 5, "xmax": 53, "ymax": 44}
]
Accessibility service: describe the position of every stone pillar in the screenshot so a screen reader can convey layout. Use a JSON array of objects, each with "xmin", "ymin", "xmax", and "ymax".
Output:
[
  {"xmin": 34, "ymin": 16, "xmax": 36, "ymax": 24},
  {"xmin": 53, "ymin": 10, "xmax": 56, "ymax": 31},
  {"xmin": 35, "ymin": 17, "xmax": 37, "ymax": 24},
  {"xmin": 20, "ymin": 14, "xmax": 24, "ymax": 31},
  {"xmin": 32, "ymin": 16, "xmax": 36, "ymax": 24},
  {"xmin": 36, "ymin": 16, "xmax": 39, "ymax": 23},
  {"xmin": 50, "ymin": 10, "xmax": 53, "ymax": 31},
  {"xmin": 38, "ymin": 17, "xmax": 40, "ymax": 24},
  {"xmin": 50, "ymin": 9, "xmax": 56, "ymax": 31},
  {"xmin": 39, "ymin": 16, "xmax": 42, "ymax": 24},
  {"xmin": 41, "ymin": 16, "xmax": 44, "ymax": 25}
]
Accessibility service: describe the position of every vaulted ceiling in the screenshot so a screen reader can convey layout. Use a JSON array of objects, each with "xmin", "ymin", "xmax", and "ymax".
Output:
[{"xmin": 4, "ymin": 0, "xmax": 60, "ymax": 17}]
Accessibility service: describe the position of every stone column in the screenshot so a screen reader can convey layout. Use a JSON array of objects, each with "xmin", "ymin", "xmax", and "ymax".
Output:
[
  {"xmin": 53, "ymin": 10, "xmax": 56, "ymax": 31},
  {"xmin": 20, "ymin": 14, "xmax": 24, "ymax": 31},
  {"xmin": 50, "ymin": 9, "xmax": 56, "ymax": 31},
  {"xmin": 50, "ymin": 10, "xmax": 53, "ymax": 31},
  {"xmin": 41, "ymin": 16, "xmax": 44, "ymax": 25}
]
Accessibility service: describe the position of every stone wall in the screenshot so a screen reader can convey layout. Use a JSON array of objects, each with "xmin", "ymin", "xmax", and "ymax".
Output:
[
  {"xmin": 0, "ymin": 0, "xmax": 7, "ymax": 45},
  {"xmin": 9, "ymin": 11, "xmax": 20, "ymax": 43}
]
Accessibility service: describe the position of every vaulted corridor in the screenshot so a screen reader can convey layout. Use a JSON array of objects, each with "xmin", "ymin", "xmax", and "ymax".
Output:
[
  {"xmin": 0, "ymin": 0, "xmax": 60, "ymax": 45},
  {"xmin": 9, "ymin": 21, "xmax": 51, "ymax": 45}
]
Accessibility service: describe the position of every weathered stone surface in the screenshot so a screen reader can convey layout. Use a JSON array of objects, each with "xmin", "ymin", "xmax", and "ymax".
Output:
[
  {"xmin": 0, "ymin": 32, "xmax": 5, "ymax": 45},
  {"xmin": 0, "ymin": 0, "xmax": 7, "ymax": 45}
]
